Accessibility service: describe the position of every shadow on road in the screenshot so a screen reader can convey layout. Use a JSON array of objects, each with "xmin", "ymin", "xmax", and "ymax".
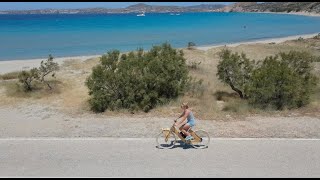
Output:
[{"xmin": 156, "ymin": 140, "xmax": 194, "ymax": 150}]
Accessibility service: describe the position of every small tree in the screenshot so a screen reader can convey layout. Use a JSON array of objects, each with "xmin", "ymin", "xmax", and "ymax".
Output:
[
  {"xmin": 17, "ymin": 54, "xmax": 59, "ymax": 92},
  {"xmin": 297, "ymin": 37, "xmax": 304, "ymax": 41},
  {"xmin": 279, "ymin": 51, "xmax": 318, "ymax": 107},
  {"xmin": 18, "ymin": 68, "xmax": 39, "ymax": 92},
  {"xmin": 187, "ymin": 42, "xmax": 196, "ymax": 50},
  {"xmin": 38, "ymin": 54, "xmax": 59, "ymax": 90},
  {"xmin": 248, "ymin": 51, "xmax": 318, "ymax": 110},
  {"xmin": 216, "ymin": 49, "xmax": 254, "ymax": 99}
]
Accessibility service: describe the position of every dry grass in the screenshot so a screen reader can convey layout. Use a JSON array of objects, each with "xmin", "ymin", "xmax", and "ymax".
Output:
[
  {"xmin": 2, "ymin": 79, "xmax": 63, "ymax": 98},
  {"xmin": 0, "ymin": 38, "xmax": 319, "ymax": 119},
  {"xmin": 0, "ymin": 71, "xmax": 20, "ymax": 80}
]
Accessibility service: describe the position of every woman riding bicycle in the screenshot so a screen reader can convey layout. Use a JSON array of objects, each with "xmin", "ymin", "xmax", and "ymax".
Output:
[{"xmin": 174, "ymin": 102, "xmax": 196, "ymax": 141}]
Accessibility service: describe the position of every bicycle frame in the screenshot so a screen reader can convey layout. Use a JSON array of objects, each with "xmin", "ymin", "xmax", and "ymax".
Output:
[{"xmin": 162, "ymin": 124, "xmax": 202, "ymax": 144}]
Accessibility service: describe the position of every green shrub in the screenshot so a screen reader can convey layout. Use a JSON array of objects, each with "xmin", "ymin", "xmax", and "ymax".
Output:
[
  {"xmin": 18, "ymin": 68, "xmax": 39, "ymax": 92},
  {"xmin": 217, "ymin": 49, "xmax": 318, "ymax": 110},
  {"xmin": 313, "ymin": 33, "xmax": 320, "ymax": 39},
  {"xmin": 297, "ymin": 37, "xmax": 304, "ymax": 41},
  {"xmin": 248, "ymin": 51, "xmax": 318, "ymax": 110},
  {"xmin": 86, "ymin": 43, "xmax": 190, "ymax": 113},
  {"xmin": 216, "ymin": 49, "xmax": 254, "ymax": 99},
  {"xmin": 38, "ymin": 54, "xmax": 59, "ymax": 90},
  {"xmin": 17, "ymin": 55, "xmax": 59, "ymax": 92},
  {"xmin": 187, "ymin": 42, "xmax": 196, "ymax": 50}
]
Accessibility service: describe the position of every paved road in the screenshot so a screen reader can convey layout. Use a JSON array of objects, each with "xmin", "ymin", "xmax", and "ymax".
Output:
[{"xmin": 1, "ymin": 138, "xmax": 320, "ymax": 177}]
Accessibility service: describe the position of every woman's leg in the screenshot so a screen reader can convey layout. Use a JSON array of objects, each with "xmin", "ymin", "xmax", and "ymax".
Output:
[
  {"xmin": 181, "ymin": 123, "xmax": 191, "ymax": 137},
  {"xmin": 178, "ymin": 123, "xmax": 185, "ymax": 133}
]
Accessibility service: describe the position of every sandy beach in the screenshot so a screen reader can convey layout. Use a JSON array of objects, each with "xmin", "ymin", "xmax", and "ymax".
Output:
[
  {"xmin": 0, "ymin": 32, "xmax": 319, "ymax": 74},
  {"xmin": 255, "ymin": 11, "xmax": 320, "ymax": 17},
  {"xmin": 0, "ymin": 55, "xmax": 100, "ymax": 74},
  {"xmin": 196, "ymin": 32, "xmax": 319, "ymax": 51}
]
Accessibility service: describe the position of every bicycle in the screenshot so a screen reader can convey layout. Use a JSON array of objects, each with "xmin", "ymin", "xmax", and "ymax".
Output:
[{"xmin": 156, "ymin": 119, "xmax": 210, "ymax": 149}]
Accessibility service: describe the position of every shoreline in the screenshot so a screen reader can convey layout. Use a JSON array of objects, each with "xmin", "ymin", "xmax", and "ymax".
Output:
[
  {"xmin": 237, "ymin": 11, "xmax": 320, "ymax": 17},
  {"xmin": 0, "ymin": 32, "xmax": 319, "ymax": 74},
  {"xmin": 0, "ymin": 55, "xmax": 101, "ymax": 74},
  {"xmin": 196, "ymin": 32, "xmax": 319, "ymax": 51}
]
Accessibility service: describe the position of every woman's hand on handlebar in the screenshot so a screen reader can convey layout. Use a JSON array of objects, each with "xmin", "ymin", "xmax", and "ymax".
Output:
[{"xmin": 174, "ymin": 119, "xmax": 179, "ymax": 127}]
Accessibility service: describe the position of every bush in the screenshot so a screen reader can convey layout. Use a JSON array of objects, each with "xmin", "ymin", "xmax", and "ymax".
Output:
[
  {"xmin": 86, "ymin": 43, "xmax": 190, "ymax": 113},
  {"xmin": 38, "ymin": 54, "xmax": 59, "ymax": 90},
  {"xmin": 18, "ymin": 68, "xmax": 39, "ymax": 92},
  {"xmin": 17, "ymin": 55, "xmax": 59, "ymax": 92},
  {"xmin": 248, "ymin": 51, "xmax": 318, "ymax": 110},
  {"xmin": 216, "ymin": 49, "xmax": 254, "ymax": 99},
  {"xmin": 187, "ymin": 42, "xmax": 196, "ymax": 50},
  {"xmin": 315, "ymin": 57, "xmax": 320, "ymax": 62},
  {"xmin": 313, "ymin": 33, "xmax": 320, "ymax": 39},
  {"xmin": 217, "ymin": 49, "xmax": 318, "ymax": 110},
  {"xmin": 297, "ymin": 37, "xmax": 304, "ymax": 41}
]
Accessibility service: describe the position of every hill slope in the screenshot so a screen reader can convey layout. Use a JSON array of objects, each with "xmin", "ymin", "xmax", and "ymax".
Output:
[{"xmin": 215, "ymin": 2, "xmax": 320, "ymax": 14}]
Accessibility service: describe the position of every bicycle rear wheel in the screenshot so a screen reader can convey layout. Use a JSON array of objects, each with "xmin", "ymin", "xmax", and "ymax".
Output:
[
  {"xmin": 191, "ymin": 129, "xmax": 210, "ymax": 149},
  {"xmin": 156, "ymin": 131, "xmax": 176, "ymax": 149}
]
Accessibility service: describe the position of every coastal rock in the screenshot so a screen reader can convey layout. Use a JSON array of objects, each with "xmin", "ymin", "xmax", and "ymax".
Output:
[{"xmin": 219, "ymin": 2, "xmax": 257, "ymax": 12}]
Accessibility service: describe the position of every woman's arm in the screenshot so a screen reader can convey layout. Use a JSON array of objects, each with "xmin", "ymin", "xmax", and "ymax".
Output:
[
  {"xmin": 174, "ymin": 111, "xmax": 185, "ymax": 123},
  {"xmin": 178, "ymin": 111, "xmax": 185, "ymax": 119},
  {"xmin": 175, "ymin": 110, "xmax": 189, "ymax": 127},
  {"xmin": 178, "ymin": 111, "xmax": 186, "ymax": 119}
]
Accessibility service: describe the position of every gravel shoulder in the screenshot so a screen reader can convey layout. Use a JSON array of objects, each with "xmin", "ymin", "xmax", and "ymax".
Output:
[{"xmin": 0, "ymin": 102, "xmax": 319, "ymax": 138}]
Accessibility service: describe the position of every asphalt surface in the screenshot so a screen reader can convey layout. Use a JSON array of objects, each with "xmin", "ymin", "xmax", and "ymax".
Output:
[{"xmin": 0, "ymin": 138, "xmax": 320, "ymax": 177}]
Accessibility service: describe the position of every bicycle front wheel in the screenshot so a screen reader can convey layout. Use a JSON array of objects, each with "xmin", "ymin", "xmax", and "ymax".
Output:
[
  {"xmin": 191, "ymin": 129, "xmax": 210, "ymax": 149},
  {"xmin": 156, "ymin": 131, "xmax": 176, "ymax": 149}
]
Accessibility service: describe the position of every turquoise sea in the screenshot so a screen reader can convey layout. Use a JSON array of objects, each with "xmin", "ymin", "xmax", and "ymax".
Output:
[{"xmin": 0, "ymin": 12, "xmax": 320, "ymax": 60}]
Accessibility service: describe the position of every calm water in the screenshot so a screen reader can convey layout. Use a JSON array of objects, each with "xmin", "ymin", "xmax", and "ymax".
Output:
[{"xmin": 0, "ymin": 12, "xmax": 320, "ymax": 60}]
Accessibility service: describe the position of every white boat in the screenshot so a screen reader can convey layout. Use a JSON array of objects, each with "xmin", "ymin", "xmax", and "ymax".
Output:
[{"xmin": 137, "ymin": 12, "xmax": 145, "ymax": 16}]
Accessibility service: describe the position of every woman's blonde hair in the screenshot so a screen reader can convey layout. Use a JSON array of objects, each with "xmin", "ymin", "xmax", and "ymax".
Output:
[{"xmin": 181, "ymin": 102, "xmax": 189, "ymax": 109}]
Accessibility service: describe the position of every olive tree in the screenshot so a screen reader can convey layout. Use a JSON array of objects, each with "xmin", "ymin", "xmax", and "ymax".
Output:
[{"xmin": 216, "ymin": 49, "xmax": 254, "ymax": 99}]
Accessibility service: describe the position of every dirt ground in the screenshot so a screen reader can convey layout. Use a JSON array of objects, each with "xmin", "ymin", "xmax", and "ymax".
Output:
[{"xmin": 0, "ymin": 37, "xmax": 319, "ymax": 138}]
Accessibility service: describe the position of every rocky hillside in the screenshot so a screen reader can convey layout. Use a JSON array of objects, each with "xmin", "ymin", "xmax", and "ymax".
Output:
[
  {"xmin": 124, "ymin": 3, "xmax": 225, "ymax": 12},
  {"xmin": 215, "ymin": 2, "xmax": 320, "ymax": 14},
  {"xmin": 0, "ymin": 3, "xmax": 225, "ymax": 14}
]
